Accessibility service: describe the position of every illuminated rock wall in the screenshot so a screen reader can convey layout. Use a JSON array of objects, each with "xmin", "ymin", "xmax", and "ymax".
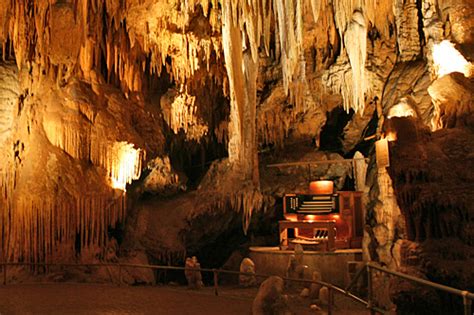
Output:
[
  {"xmin": 0, "ymin": 72, "xmax": 163, "ymax": 262},
  {"xmin": 0, "ymin": 2, "xmax": 472, "ymax": 299}
]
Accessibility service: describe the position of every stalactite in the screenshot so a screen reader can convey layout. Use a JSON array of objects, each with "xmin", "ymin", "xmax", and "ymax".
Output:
[
  {"xmin": 109, "ymin": 142, "xmax": 144, "ymax": 191},
  {"xmin": 310, "ymin": 0, "xmax": 321, "ymax": 23},
  {"xmin": 0, "ymin": 193, "xmax": 126, "ymax": 263},
  {"xmin": 257, "ymin": 105, "xmax": 293, "ymax": 147},
  {"xmin": 2, "ymin": 0, "xmax": 351, "ymax": 131},
  {"xmin": 161, "ymin": 87, "xmax": 210, "ymax": 141},
  {"xmin": 327, "ymin": 0, "xmax": 394, "ymax": 114},
  {"xmin": 273, "ymin": 0, "xmax": 307, "ymax": 110},
  {"xmin": 323, "ymin": 11, "xmax": 369, "ymax": 115},
  {"xmin": 1, "ymin": 92, "xmax": 144, "ymax": 265},
  {"xmin": 194, "ymin": 185, "xmax": 264, "ymax": 234},
  {"xmin": 0, "ymin": 0, "xmax": 407, "ymax": 262},
  {"xmin": 221, "ymin": 0, "xmax": 246, "ymax": 164},
  {"xmin": 344, "ymin": 11, "xmax": 368, "ymax": 114},
  {"xmin": 332, "ymin": 0, "xmax": 393, "ymax": 41},
  {"xmin": 42, "ymin": 106, "xmax": 146, "ymax": 191}
]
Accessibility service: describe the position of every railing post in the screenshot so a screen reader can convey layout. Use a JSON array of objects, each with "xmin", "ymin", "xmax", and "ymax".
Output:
[
  {"xmin": 118, "ymin": 264, "xmax": 122, "ymax": 286},
  {"xmin": 367, "ymin": 264, "xmax": 375, "ymax": 315},
  {"xmin": 213, "ymin": 269, "xmax": 219, "ymax": 296},
  {"xmin": 462, "ymin": 291, "xmax": 472, "ymax": 315},
  {"xmin": 327, "ymin": 287, "xmax": 333, "ymax": 315},
  {"xmin": 3, "ymin": 264, "xmax": 6, "ymax": 285}
]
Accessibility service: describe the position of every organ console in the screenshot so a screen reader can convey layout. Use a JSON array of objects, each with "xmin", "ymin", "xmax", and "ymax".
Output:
[{"xmin": 279, "ymin": 182, "xmax": 364, "ymax": 251}]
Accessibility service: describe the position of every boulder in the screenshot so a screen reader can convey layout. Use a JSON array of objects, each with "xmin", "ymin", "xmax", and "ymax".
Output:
[
  {"xmin": 252, "ymin": 276, "xmax": 290, "ymax": 315},
  {"xmin": 239, "ymin": 257, "xmax": 257, "ymax": 287}
]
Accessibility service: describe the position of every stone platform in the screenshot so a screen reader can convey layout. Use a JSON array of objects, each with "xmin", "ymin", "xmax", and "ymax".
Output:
[{"xmin": 249, "ymin": 247, "xmax": 363, "ymax": 287}]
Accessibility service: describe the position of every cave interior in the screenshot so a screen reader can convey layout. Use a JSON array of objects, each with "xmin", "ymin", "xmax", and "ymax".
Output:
[{"xmin": 0, "ymin": 0, "xmax": 473, "ymax": 314}]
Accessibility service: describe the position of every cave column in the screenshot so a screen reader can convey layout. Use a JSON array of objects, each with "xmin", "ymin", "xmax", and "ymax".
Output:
[{"xmin": 222, "ymin": 1, "xmax": 259, "ymax": 186}]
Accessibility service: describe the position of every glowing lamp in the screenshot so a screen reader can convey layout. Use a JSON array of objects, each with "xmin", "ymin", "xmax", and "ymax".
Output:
[
  {"xmin": 284, "ymin": 213, "xmax": 298, "ymax": 222},
  {"xmin": 375, "ymin": 138, "xmax": 390, "ymax": 168},
  {"xmin": 385, "ymin": 131, "xmax": 397, "ymax": 142},
  {"xmin": 309, "ymin": 180, "xmax": 334, "ymax": 194}
]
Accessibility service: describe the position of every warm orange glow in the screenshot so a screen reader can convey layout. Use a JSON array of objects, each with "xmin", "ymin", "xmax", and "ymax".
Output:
[
  {"xmin": 162, "ymin": 87, "xmax": 208, "ymax": 141},
  {"xmin": 432, "ymin": 40, "xmax": 472, "ymax": 78},
  {"xmin": 375, "ymin": 138, "xmax": 390, "ymax": 168},
  {"xmin": 110, "ymin": 142, "xmax": 144, "ymax": 191},
  {"xmin": 303, "ymin": 214, "xmax": 340, "ymax": 222},
  {"xmin": 309, "ymin": 180, "xmax": 334, "ymax": 194},
  {"xmin": 284, "ymin": 213, "xmax": 298, "ymax": 222},
  {"xmin": 385, "ymin": 131, "xmax": 397, "ymax": 142},
  {"xmin": 387, "ymin": 102, "xmax": 416, "ymax": 119}
]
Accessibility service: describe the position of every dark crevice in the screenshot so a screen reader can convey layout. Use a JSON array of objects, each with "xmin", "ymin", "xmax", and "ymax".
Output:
[
  {"xmin": 0, "ymin": 37, "xmax": 15, "ymax": 62},
  {"xmin": 168, "ymin": 134, "xmax": 228, "ymax": 189},
  {"xmin": 368, "ymin": 25, "xmax": 381, "ymax": 49},
  {"xmin": 346, "ymin": 107, "xmax": 379, "ymax": 158},
  {"xmin": 319, "ymin": 106, "xmax": 354, "ymax": 153},
  {"xmin": 416, "ymin": 0, "xmax": 426, "ymax": 56},
  {"xmin": 166, "ymin": 90, "xmax": 229, "ymax": 189}
]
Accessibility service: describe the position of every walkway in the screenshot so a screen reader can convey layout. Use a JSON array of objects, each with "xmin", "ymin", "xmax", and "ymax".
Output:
[
  {"xmin": 0, "ymin": 283, "xmax": 370, "ymax": 314},
  {"xmin": 0, "ymin": 284, "xmax": 252, "ymax": 315}
]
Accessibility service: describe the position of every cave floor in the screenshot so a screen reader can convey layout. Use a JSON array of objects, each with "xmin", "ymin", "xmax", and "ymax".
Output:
[{"xmin": 0, "ymin": 283, "xmax": 369, "ymax": 314}]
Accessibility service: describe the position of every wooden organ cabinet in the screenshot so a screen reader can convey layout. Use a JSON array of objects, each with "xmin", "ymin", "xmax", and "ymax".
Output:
[
  {"xmin": 279, "ymin": 191, "xmax": 364, "ymax": 251},
  {"xmin": 338, "ymin": 191, "xmax": 364, "ymax": 248}
]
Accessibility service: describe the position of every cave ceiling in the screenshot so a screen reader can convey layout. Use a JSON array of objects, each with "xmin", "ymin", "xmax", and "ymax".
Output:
[{"xmin": 0, "ymin": 0, "xmax": 472, "ymax": 264}]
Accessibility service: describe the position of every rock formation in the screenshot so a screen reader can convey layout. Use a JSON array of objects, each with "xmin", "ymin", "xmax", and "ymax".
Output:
[
  {"xmin": 239, "ymin": 257, "xmax": 257, "ymax": 287},
  {"xmin": 252, "ymin": 276, "xmax": 290, "ymax": 315},
  {"xmin": 185, "ymin": 256, "xmax": 204, "ymax": 289},
  {"xmin": 0, "ymin": 1, "xmax": 472, "ymax": 312}
]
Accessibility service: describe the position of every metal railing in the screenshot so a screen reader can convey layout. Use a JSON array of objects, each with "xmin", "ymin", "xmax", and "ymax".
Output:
[
  {"xmin": 3, "ymin": 261, "xmax": 471, "ymax": 314},
  {"xmin": 366, "ymin": 262, "xmax": 474, "ymax": 315},
  {"xmin": 0, "ymin": 261, "xmax": 382, "ymax": 315}
]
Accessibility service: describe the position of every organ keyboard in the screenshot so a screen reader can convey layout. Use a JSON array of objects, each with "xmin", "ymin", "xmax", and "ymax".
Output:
[{"xmin": 279, "ymin": 191, "xmax": 364, "ymax": 251}]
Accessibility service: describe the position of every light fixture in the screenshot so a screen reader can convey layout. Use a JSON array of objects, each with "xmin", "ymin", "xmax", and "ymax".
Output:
[
  {"xmin": 375, "ymin": 138, "xmax": 390, "ymax": 168},
  {"xmin": 309, "ymin": 180, "xmax": 334, "ymax": 194}
]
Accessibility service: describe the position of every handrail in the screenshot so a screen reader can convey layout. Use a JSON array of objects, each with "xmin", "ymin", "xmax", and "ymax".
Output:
[
  {"xmin": 0, "ymin": 261, "xmax": 382, "ymax": 314},
  {"xmin": 2, "ymin": 261, "xmax": 472, "ymax": 314},
  {"xmin": 266, "ymin": 158, "xmax": 368, "ymax": 168},
  {"xmin": 8, "ymin": 260, "xmax": 472, "ymax": 314},
  {"xmin": 367, "ymin": 262, "xmax": 474, "ymax": 315},
  {"xmin": 367, "ymin": 262, "xmax": 474, "ymax": 299}
]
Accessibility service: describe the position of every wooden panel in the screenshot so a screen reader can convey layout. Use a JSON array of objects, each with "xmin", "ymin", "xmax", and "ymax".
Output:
[
  {"xmin": 278, "ymin": 220, "xmax": 336, "ymax": 251},
  {"xmin": 353, "ymin": 194, "xmax": 364, "ymax": 237}
]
